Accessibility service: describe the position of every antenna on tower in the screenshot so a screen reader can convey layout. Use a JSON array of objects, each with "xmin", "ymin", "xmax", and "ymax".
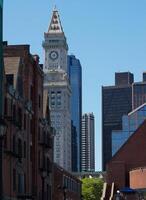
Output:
[{"xmin": 53, "ymin": 5, "xmax": 57, "ymax": 11}]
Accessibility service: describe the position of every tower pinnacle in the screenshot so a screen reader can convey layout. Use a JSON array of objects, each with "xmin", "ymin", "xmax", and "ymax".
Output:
[
  {"xmin": 53, "ymin": 5, "xmax": 57, "ymax": 11},
  {"xmin": 48, "ymin": 8, "xmax": 64, "ymax": 34}
]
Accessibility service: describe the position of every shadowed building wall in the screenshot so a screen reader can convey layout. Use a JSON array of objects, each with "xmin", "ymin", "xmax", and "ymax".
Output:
[{"xmin": 102, "ymin": 72, "xmax": 133, "ymax": 171}]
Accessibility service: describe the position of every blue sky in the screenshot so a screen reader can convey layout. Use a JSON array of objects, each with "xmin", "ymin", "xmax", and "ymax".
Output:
[{"xmin": 3, "ymin": 0, "xmax": 146, "ymax": 170}]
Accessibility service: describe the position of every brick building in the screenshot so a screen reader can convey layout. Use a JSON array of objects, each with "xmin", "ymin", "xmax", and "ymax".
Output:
[
  {"xmin": 101, "ymin": 119, "xmax": 146, "ymax": 199},
  {"xmin": 53, "ymin": 163, "xmax": 82, "ymax": 200},
  {"xmin": 3, "ymin": 43, "xmax": 53, "ymax": 200}
]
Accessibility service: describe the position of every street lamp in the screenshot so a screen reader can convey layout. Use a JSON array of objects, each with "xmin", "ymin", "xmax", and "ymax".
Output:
[
  {"xmin": 58, "ymin": 185, "xmax": 67, "ymax": 200},
  {"xmin": 116, "ymin": 190, "xmax": 121, "ymax": 200},
  {"xmin": 0, "ymin": 117, "xmax": 7, "ymax": 200},
  {"xmin": 40, "ymin": 168, "xmax": 47, "ymax": 200},
  {"xmin": 63, "ymin": 186, "xmax": 67, "ymax": 200},
  {"xmin": 0, "ymin": 118, "xmax": 7, "ymax": 137}
]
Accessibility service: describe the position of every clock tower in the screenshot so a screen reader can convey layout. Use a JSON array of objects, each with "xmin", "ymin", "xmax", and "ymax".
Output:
[
  {"xmin": 43, "ymin": 7, "xmax": 68, "ymax": 73},
  {"xmin": 43, "ymin": 8, "xmax": 71, "ymax": 171}
]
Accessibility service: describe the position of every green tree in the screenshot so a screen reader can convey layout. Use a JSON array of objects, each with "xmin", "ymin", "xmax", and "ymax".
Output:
[{"xmin": 82, "ymin": 177, "xmax": 103, "ymax": 200}]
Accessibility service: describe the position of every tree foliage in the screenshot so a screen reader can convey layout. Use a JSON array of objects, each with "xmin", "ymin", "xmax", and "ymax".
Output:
[{"xmin": 82, "ymin": 177, "xmax": 103, "ymax": 200}]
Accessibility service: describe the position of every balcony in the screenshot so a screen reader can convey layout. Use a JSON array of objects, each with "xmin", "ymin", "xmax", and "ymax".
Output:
[
  {"xmin": 45, "ymin": 137, "xmax": 53, "ymax": 149},
  {"xmin": 47, "ymin": 159, "xmax": 52, "ymax": 174},
  {"xmin": 7, "ymin": 85, "xmax": 15, "ymax": 97},
  {"xmin": 4, "ymin": 146, "xmax": 19, "ymax": 158},
  {"xmin": 38, "ymin": 133, "xmax": 46, "ymax": 146},
  {"xmin": 39, "ymin": 133, "xmax": 53, "ymax": 150},
  {"xmin": 4, "ymin": 115, "xmax": 13, "ymax": 122},
  {"xmin": 12, "ymin": 117, "xmax": 22, "ymax": 130},
  {"xmin": 39, "ymin": 156, "xmax": 47, "ymax": 173},
  {"xmin": 4, "ymin": 115, "xmax": 22, "ymax": 130}
]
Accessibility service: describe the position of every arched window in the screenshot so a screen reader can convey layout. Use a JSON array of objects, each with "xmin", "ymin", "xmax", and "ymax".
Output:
[{"xmin": 18, "ymin": 138, "xmax": 22, "ymax": 162}]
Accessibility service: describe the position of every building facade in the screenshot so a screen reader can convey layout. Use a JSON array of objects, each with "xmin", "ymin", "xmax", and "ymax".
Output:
[
  {"xmin": 67, "ymin": 55, "xmax": 82, "ymax": 172},
  {"xmin": 112, "ymin": 103, "xmax": 146, "ymax": 156},
  {"xmin": 106, "ymin": 120, "xmax": 146, "ymax": 198},
  {"xmin": 43, "ymin": 9, "xmax": 71, "ymax": 171},
  {"xmin": 81, "ymin": 113, "xmax": 95, "ymax": 172},
  {"xmin": 0, "ymin": 0, "xmax": 3, "ymax": 115},
  {"xmin": 132, "ymin": 72, "xmax": 146, "ymax": 109},
  {"xmin": 71, "ymin": 121, "xmax": 78, "ymax": 172},
  {"xmin": 3, "ymin": 43, "xmax": 53, "ymax": 200},
  {"xmin": 102, "ymin": 72, "xmax": 133, "ymax": 170},
  {"xmin": 53, "ymin": 163, "xmax": 81, "ymax": 200}
]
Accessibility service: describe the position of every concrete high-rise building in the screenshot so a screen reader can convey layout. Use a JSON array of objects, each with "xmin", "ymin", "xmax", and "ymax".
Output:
[
  {"xmin": 81, "ymin": 113, "xmax": 95, "ymax": 172},
  {"xmin": 102, "ymin": 72, "xmax": 134, "ymax": 171},
  {"xmin": 43, "ymin": 8, "xmax": 71, "ymax": 171},
  {"xmin": 68, "ymin": 55, "xmax": 82, "ymax": 172}
]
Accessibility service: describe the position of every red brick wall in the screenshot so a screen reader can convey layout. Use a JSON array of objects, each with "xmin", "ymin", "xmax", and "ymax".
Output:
[
  {"xmin": 3, "ymin": 44, "xmax": 53, "ymax": 200},
  {"xmin": 107, "ymin": 120, "xmax": 146, "ymax": 189},
  {"xmin": 130, "ymin": 167, "xmax": 146, "ymax": 189}
]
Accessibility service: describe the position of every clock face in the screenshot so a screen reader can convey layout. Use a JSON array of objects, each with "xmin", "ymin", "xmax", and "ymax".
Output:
[{"xmin": 49, "ymin": 51, "xmax": 59, "ymax": 61}]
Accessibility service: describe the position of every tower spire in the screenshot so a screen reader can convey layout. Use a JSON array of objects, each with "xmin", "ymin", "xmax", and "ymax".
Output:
[
  {"xmin": 53, "ymin": 5, "xmax": 57, "ymax": 11},
  {"xmin": 48, "ymin": 7, "xmax": 64, "ymax": 34}
]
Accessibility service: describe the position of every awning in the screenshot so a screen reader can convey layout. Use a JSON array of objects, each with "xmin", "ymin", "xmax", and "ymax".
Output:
[{"xmin": 120, "ymin": 187, "xmax": 136, "ymax": 193}]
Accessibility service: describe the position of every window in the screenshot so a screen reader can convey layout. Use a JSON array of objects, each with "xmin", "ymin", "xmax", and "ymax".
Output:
[
  {"xmin": 47, "ymin": 184, "xmax": 51, "ymax": 200},
  {"xmin": 47, "ymin": 158, "xmax": 50, "ymax": 173},
  {"xmin": 13, "ymin": 135, "xmax": 16, "ymax": 154},
  {"xmin": 39, "ymin": 95, "xmax": 41, "ymax": 108},
  {"xmin": 38, "ymin": 150, "xmax": 41, "ymax": 168},
  {"xmin": 17, "ymin": 76, "xmax": 23, "ymax": 97},
  {"xmin": 24, "ymin": 173, "xmax": 26, "ymax": 193},
  {"xmin": 51, "ymin": 91, "xmax": 55, "ymax": 107},
  {"xmin": 30, "ymin": 119, "xmax": 33, "ymax": 134},
  {"xmin": 56, "ymin": 91, "xmax": 61, "ymax": 107},
  {"xmin": 30, "ymin": 85, "xmax": 33, "ymax": 102},
  {"xmin": 4, "ymin": 98, "xmax": 7, "ymax": 116},
  {"xmin": 38, "ymin": 127, "xmax": 40, "ymax": 141},
  {"xmin": 18, "ymin": 108, "xmax": 22, "ymax": 128},
  {"xmin": 18, "ymin": 139, "xmax": 22, "ymax": 162},
  {"xmin": 18, "ymin": 173, "xmax": 24, "ymax": 194},
  {"xmin": 30, "ymin": 145, "xmax": 32, "ymax": 162},
  {"xmin": 24, "ymin": 114, "xmax": 26, "ymax": 130},
  {"xmin": 6, "ymin": 74, "xmax": 14, "ymax": 86},
  {"xmin": 13, "ymin": 168, "xmax": 16, "ymax": 191},
  {"xmin": 4, "ymin": 135, "xmax": 7, "ymax": 149},
  {"xmin": 24, "ymin": 141, "xmax": 26, "ymax": 158},
  {"xmin": 13, "ymin": 104, "xmax": 16, "ymax": 120}
]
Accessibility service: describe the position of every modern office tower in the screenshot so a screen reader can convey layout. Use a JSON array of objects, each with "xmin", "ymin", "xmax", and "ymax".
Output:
[
  {"xmin": 112, "ymin": 103, "xmax": 146, "ymax": 156},
  {"xmin": 81, "ymin": 113, "xmax": 95, "ymax": 172},
  {"xmin": 43, "ymin": 8, "xmax": 71, "ymax": 171},
  {"xmin": 68, "ymin": 55, "xmax": 82, "ymax": 172},
  {"xmin": 71, "ymin": 121, "xmax": 78, "ymax": 172},
  {"xmin": 132, "ymin": 72, "xmax": 146, "ymax": 110},
  {"xmin": 102, "ymin": 72, "xmax": 134, "ymax": 171}
]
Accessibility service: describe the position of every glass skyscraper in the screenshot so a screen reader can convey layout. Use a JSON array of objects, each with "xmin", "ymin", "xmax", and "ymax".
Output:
[
  {"xmin": 112, "ymin": 103, "xmax": 146, "ymax": 156},
  {"xmin": 67, "ymin": 55, "xmax": 82, "ymax": 172}
]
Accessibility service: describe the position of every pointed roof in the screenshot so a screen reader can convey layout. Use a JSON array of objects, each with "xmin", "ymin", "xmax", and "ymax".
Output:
[{"xmin": 48, "ymin": 8, "xmax": 64, "ymax": 34}]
